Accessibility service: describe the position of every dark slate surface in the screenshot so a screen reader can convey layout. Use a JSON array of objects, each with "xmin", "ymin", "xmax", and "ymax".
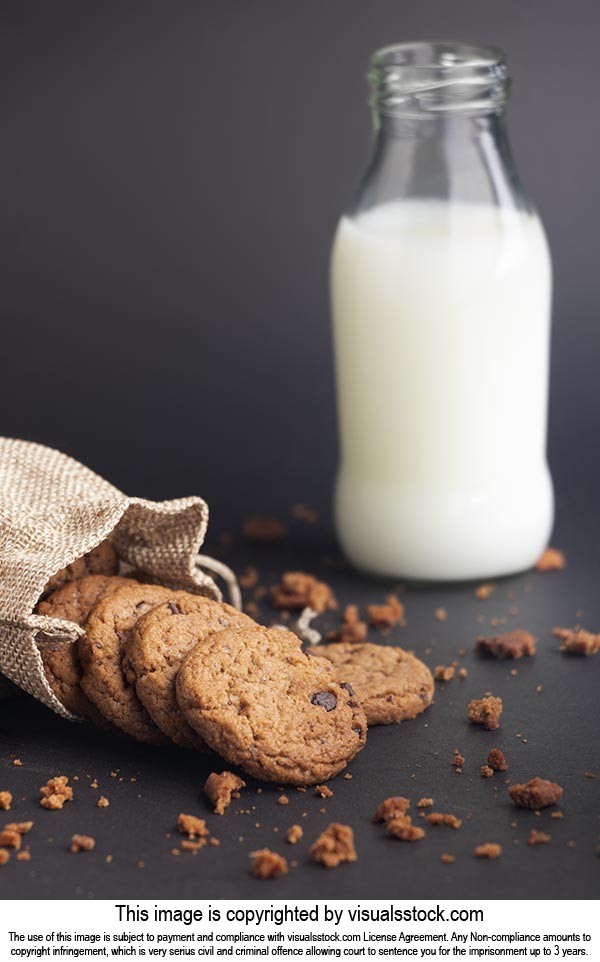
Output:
[{"xmin": 0, "ymin": 504, "xmax": 599, "ymax": 900}]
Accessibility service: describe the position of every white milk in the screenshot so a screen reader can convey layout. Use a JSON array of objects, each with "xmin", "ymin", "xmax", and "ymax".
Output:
[{"xmin": 331, "ymin": 200, "xmax": 553, "ymax": 580}]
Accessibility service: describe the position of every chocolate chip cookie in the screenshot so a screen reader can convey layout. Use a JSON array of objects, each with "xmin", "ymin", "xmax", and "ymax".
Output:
[
  {"xmin": 310, "ymin": 642, "xmax": 433, "ymax": 726},
  {"xmin": 36, "ymin": 574, "xmax": 135, "ymax": 723},
  {"xmin": 79, "ymin": 583, "xmax": 182, "ymax": 743},
  {"xmin": 43, "ymin": 540, "xmax": 119, "ymax": 595},
  {"xmin": 176, "ymin": 625, "xmax": 367, "ymax": 784},
  {"xmin": 125, "ymin": 596, "xmax": 255, "ymax": 749}
]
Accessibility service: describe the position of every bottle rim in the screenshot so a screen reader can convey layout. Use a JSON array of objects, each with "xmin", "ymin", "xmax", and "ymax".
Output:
[
  {"xmin": 371, "ymin": 40, "xmax": 506, "ymax": 71},
  {"xmin": 369, "ymin": 40, "xmax": 509, "ymax": 117}
]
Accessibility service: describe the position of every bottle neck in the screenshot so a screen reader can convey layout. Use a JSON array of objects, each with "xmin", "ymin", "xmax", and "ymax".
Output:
[{"xmin": 352, "ymin": 108, "xmax": 527, "ymax": 216}]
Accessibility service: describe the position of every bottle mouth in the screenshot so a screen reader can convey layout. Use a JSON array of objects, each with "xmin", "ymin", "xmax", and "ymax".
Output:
[{"xmin": 369, "ymin": 40, "xmax": 508, "ymax": 117}]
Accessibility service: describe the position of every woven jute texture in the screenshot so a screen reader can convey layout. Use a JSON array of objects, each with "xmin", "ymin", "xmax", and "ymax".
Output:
[{"xmin": 0, "ymin": 437, "xmax": 221, "ymax": 720}]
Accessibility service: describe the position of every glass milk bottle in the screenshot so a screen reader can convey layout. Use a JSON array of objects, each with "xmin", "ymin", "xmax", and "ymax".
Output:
[{"xmin": 331, "ymin": 42, "xmax": 553, "ymax": 582}]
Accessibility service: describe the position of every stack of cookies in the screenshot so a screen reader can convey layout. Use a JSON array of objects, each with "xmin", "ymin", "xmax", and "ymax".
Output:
[{"xmin": 35, "ymin": 542, "xmax": 433, "ymax": 786}]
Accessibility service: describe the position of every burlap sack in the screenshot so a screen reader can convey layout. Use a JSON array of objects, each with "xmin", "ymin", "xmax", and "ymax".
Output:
[{"xmin": 0, "ymin": 437, "xmax": 238, "ymax": 720}]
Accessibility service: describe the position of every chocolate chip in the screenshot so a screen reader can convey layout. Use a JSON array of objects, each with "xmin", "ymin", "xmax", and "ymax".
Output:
[
  {"xmin": 311, "ymin": 691, "xmax": 337, "ymax": 712},
  {"xmin": 168, "ymin": 602, "xmax": 181, "ymax": 615},
  {"xmin": 340, "ymin": 681, "xmax": 356, "ymax": 697}
]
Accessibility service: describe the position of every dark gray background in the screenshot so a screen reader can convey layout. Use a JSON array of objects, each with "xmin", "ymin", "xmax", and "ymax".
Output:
[{"xmin": 3, "ymin": 0, "xmax": 600, "ymax": 526}]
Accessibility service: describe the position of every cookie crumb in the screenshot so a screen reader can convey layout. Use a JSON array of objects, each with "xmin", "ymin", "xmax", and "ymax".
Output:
[
  {"xmin": 310, "ymin": 823, "xmax": 357, "ymax": 868},
  {"xmin": 177, "ymin": 814, "xmax": 209, "ymax": 838},
  {"xmin": 475, "ymin": 584, "xmax": 495, "ymax": 600},
  {"xmin": 13, "ymin": 759, "xmax": 22, "ymax": 767},
  {"xmin": 528, "ymin": 829, "xmax": 551, "ymax": 846},
  {"xmin": 277, "ymin": 795, "xmax": 289, "ymax": 806},
  {"xmin": 416, "ymin": 797, "xmax": 434, "ymax": 809},
  {"xmin": 508, "ymin": 777, "xmax": 563, "ymax": 809},
  {"xmin": 16, "ymin": 850, "xmax": 31, "ymax": 862},
  {"xmin": 373, "ymin": 797, "xmax": 410, "ymax": 823},
  {"xmin": 292, "ymin": 503, "xmax": 319, "ymax": 525},
  {"xmin": 535, "ymin": 547, "xmax": 565, "ymax": 572},
  {"xmin": 70, "ymin": 834, "xmax": 95, "ymax": 853},
  {"xmin": 553, "ymin": 626, "xmax": 600, "ymax": 656},
  {"xmin": 474, "ymin": 842, "xmax": 501, "ymax": 859},
  {"xmin": 315, "ymin": 785, "xmax": 333, "ymax": 799},
  {"xmin": 39, "ymin": 776, "xmax": 73, "ymax": 810},
  {"xmin": 181, "ymin": 838, "xmax": 206, "ymax": 853},
  {"xmin": 105, "ymin": 854, "xmax": 113, "ymax": 863},
  {"xmin": 4, "ymin": 821, "xmax": 33, "ymax": 836},
  {"xmin": 435, "ymin": 608, "xmax": 448, "ymax": 622},
  {"xmin": 480, "ymin": 765, "xmax": 494, "ymax": 779},
  {"xmin": 327, "ymin": 605, "xmax": 368, "ymax": 644},
  {"xmin": 0, "ymin": 792, "xmax": 12, "ymax": 812},
  {"xmin": 452, "ymin": 750, "xmax": 465, "ymax": 769},
  {"xmin": 209, "ymin": 837, "xmax": 220, "ymax": 847},
  {"xmin": 468, "ymin": 695, "xmax": 503, "ymax": 731},
  {"xmin": 0, "ymin": 828, "xmax": 21, "ymax": 850},
  {"xmin": 426, "ymin": 813, "xmax": 462, "ymax": 830},
  {"xmin": 96, "ymin": 796, "xmax": 109, "ymax": 808},
  {"xmin": 487, "ymin": 749, "xmax": 507, "ymax": 772},
  {"xmin": 386, "ymin": 814, "xmax": 425, "ymax": 841},
  {"xmin": 434, "ymin": 665, "xmax": 455, "ymax": 682},
  {"xmin": 250, "ymin": 848, "xmax": 288, "ymax": 879},
  {"xmin": 272, "ymin": 571, "xmax": 337, "ymax": 614},
  {"xmin": 286, "ymin": 824, "xmax": 303, "ymax": 845},
  {"xmin": 440, "ymin": 852, "xmax": 455, "ymax": 864},
  {"xmin": 0, "ymin": 849, "xmax": 10, "ymax": 866},
  {"xmin": 204, "ymin": 771, "xmax": 246, "ymax": 815},
  {"xmin": 458, "ymin": 667, "xmax": 468, "ymax": 679},
  {"xmin": 476, "ymin": 629, "xmax": 536, "ymax": 660},
  {"xmin": 367, "ymin": 595, "xmax": 405, "ymax": 630},
  {"xmin": 343, "ymin": 773, "xmax": 353, "ymax": 780},
  {"xmin": 550, "ymin": 811, "xmax": 564, "ymax": 820},
  {"xmin": 242, "ymin": 517, "xmax": 287, "ymax": 543},
  {"xmin": 584, "ymin": 771, "xmax": 596, "ymax": 779}
]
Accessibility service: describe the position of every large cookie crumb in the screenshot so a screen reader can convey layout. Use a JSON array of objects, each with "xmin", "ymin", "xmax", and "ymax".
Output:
[
  {"xmin": 204, "ymin": 772, "xmax": 246, "ymax": 815},
  {"xmin": 373, "ymin": 797, "xmax": 410, "ymax": 823},
  {"xmin": 40, "ymin": 776, "xmax": 73, "ymax": 810},
  {"xmin": 271, "ymin": 572, "xmax": 337, "ymax": 614},
  {"xmin": 468, "ymin": 695, "xmax": 503, "ymax": 731},
  {"xmin": 476, "ymin": 630, "xmax": 536, "ymax": 659},
  {"xmin": 0, "ymin": 828, "xmax": 21, "ymax": 850},
  {"xmin": 0, "ymin": 791, "xmax": 12, "ymax": 811},
  {"xmin": 310, "ymin": 823, "xmax": 357, "ymax": 868},
  {"xmin": 70, "ymin": 834, "xmax": 95, "ymax": 853},
  {"xmin": 250, "ymin": 848, "xmax": 288, "ymax": 878},
  {"xmin": 553, "ymin": 626, "xmax": 600, "ymax": 656},
  {"xmin": 508, "ymin": 777, "xmax": 563, "ymax": 809},
  {"xmin": 488, "ymin": 749, "xmax": 507, "ymax": 772},
  {"xmin": 367, "ymin": 595, "xmax": 405, "ymax": 630},
  {"xmin": 177, "ymin": 814, "xmax": 209, "ymax": 838}
]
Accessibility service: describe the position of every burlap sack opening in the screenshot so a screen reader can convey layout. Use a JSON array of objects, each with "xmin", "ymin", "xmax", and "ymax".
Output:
[{"xmin": 0, "ymin": 437, "xmax": 234, "ymax": 721}]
